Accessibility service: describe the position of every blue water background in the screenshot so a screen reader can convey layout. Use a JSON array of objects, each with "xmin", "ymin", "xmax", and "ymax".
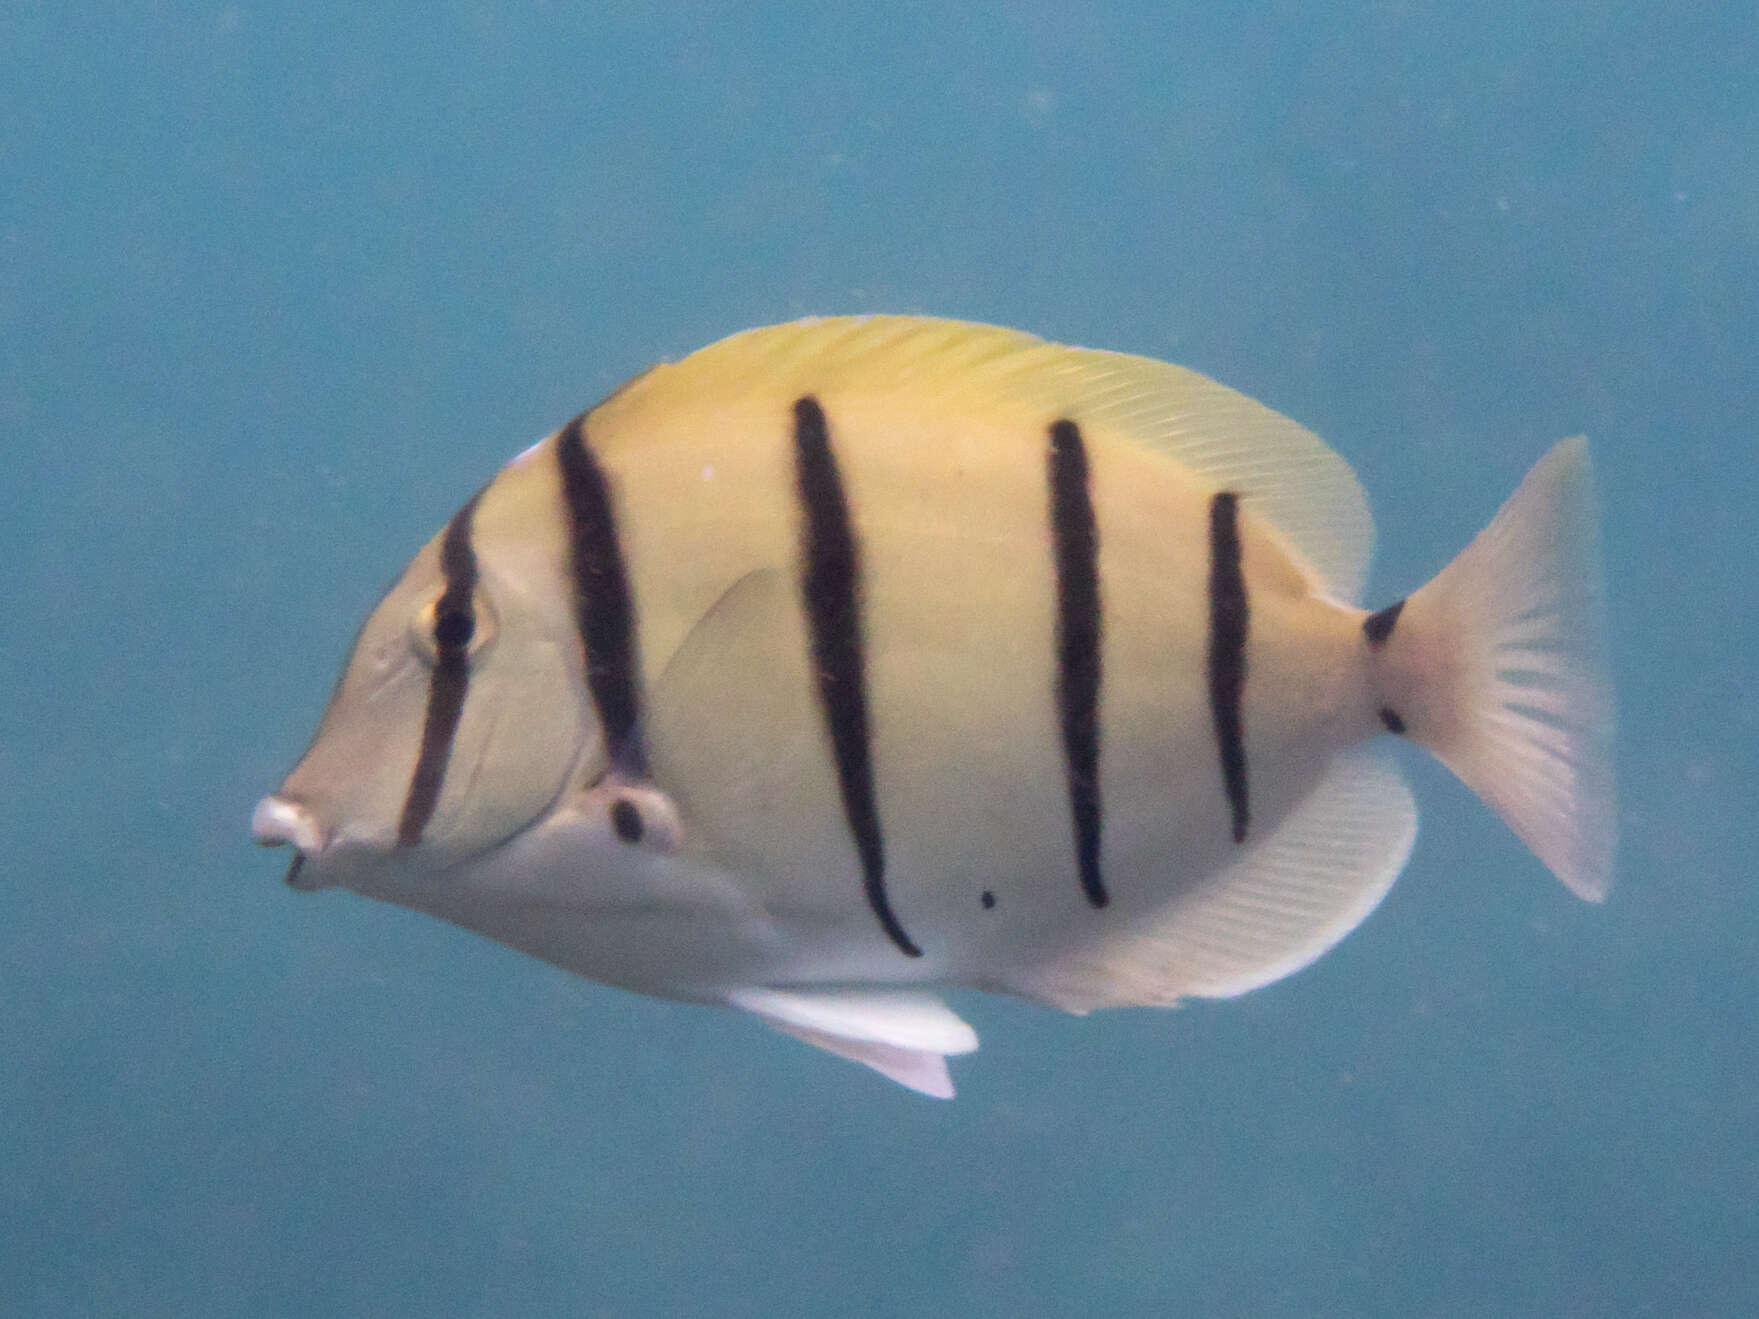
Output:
[{"xmin": 5, "ymin": 5, "xmax": 1755, "ymax": 1315}]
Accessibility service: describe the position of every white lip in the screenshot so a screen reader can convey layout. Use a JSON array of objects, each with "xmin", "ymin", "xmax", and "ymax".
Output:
[{"xmin": 251, "ymin": 796, "xmax": 326, "ymax": 854}]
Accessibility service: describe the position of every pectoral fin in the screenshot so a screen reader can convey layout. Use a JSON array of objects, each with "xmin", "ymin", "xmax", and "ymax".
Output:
[
  {"xmin": 647, "ymin": 570, "xmax": 859, "ymax": 899},
  {"xmin": 728, "ymin": 987, "xmax": 979, "ymax": 1099}
]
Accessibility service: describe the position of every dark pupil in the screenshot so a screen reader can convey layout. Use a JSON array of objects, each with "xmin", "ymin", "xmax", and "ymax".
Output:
[{"xmin": 432, "ymin": 606, "xmax": 474, "ymax": 650}]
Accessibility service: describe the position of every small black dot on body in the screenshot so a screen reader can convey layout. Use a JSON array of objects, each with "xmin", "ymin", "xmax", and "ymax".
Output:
[
  {"xmin": 610, "ymin": 797, "xmax": 643, "ymax": 843},
  {"xmin": 981, "ymin": 890, "xmax": 996, "ymax": 910},
  {"xmin": 1379, "ymin": 707, "xmax": 1407, "ymax": 735}
]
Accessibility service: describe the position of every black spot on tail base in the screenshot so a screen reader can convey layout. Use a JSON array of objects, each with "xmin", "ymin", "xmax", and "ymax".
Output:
[
  {"xmin": 792, "ymin": 395, "xmax": 921, "ymax": 958},
  {"xmin": 558, "ymin": 415, "xmax": 647, "ymax": 777},
  {"xmin": 398, "ymin": 490, "xmax": 483, "ymax": 847},
  {"xmin": 1206, "ymin": 491, "xmax": 1251, "ymax": 844},
  {"xmin": 1046, "ymin": 419, "xmax": 1108, "ymax": 908},
  {"xmin": 1364, "ymin": 598, "xmax": 1405, "ymax": 648}
]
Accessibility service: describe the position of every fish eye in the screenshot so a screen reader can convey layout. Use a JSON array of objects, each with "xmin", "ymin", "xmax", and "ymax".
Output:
[
  {"xmin": 433, "ymin": 606, "xmax": 474, "ymax": 649},
  {"xmin": 410, "ymin": 589, "xmax": 496, "ymax": 664}
]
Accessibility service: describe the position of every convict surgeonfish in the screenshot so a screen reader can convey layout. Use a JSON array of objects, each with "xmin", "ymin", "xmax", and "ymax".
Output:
[{"xmin": 252, "ymin": 315, "xmax": 1614, "ymax": 1098}]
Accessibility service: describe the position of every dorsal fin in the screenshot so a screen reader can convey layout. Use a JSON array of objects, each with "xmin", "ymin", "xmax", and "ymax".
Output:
[{"xmin": 616, "ymin": 316, "xmax": 1374, "ymax": 602}]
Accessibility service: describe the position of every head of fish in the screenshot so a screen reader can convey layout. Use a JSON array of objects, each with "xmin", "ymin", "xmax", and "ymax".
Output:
[{"xmin": 252, "ymin": 450, "xmax": 595, "ymax": 895}]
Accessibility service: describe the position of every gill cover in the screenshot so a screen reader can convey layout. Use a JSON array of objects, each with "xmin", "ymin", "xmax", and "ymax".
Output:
[{"xmin": 270, "ymin": 457, "xmax": 592, "ymax": 877}]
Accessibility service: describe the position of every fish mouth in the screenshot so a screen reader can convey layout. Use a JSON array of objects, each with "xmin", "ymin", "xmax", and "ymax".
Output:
[{"xmin": 251, "ymin": 795, "xmax": 329, "ymax": 891}]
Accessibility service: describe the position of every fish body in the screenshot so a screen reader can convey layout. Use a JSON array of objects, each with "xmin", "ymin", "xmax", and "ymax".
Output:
[{"xmin": 253, "ymin": 316, "xmax": 1614, "ymax": 1097}]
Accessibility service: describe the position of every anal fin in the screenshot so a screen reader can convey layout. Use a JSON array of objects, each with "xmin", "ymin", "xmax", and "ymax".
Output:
[
  {"xmin": 1017, "ymin": 749, "xmax": 1418, "ymax": 1012},
  {"xmin": 728, "ymin": 987, "xmax": 979, "ymax": 1099}
]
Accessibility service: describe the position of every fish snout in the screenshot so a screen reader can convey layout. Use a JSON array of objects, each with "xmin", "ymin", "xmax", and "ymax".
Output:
[{"xmin": 251, "ymin": 795, "xmax": 330, "ymax": 890}]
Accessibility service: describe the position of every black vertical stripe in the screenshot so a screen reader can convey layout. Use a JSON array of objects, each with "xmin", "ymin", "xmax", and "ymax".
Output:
[
  {"xmin": 791, "ymin": 395, "xmax": 921, "ymax": 958},
  {"xmin": 557, "ymin": 415, "xmax": 647, "ymax": 776},
  {"xmin": 1207, "ymin": 491, "xmax": 1251, "ymax": 844},
  {"xmin": 398, "ymin": 491, "xmax": 482, "ymax": 847},
  {"xmin": 1047, "ymin": 419, "xmax": 1108, "ymax": 908}
]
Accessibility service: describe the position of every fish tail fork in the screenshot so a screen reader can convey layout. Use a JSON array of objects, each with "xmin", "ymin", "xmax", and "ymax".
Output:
[{"xmin": 1367, "ymin": 437, "xmax": 1616, "ymax": 900}]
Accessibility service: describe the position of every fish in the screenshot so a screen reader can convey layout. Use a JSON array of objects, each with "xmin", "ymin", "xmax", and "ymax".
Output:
[{"xmin": 251, "ymin": 315, "xmax": 1615, "ymax": 1099}]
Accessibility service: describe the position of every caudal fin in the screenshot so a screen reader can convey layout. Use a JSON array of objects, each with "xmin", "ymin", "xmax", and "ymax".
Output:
[{"xmin": 1372, "ymin": 437, "xmax": 1615, "ymax": 900}]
